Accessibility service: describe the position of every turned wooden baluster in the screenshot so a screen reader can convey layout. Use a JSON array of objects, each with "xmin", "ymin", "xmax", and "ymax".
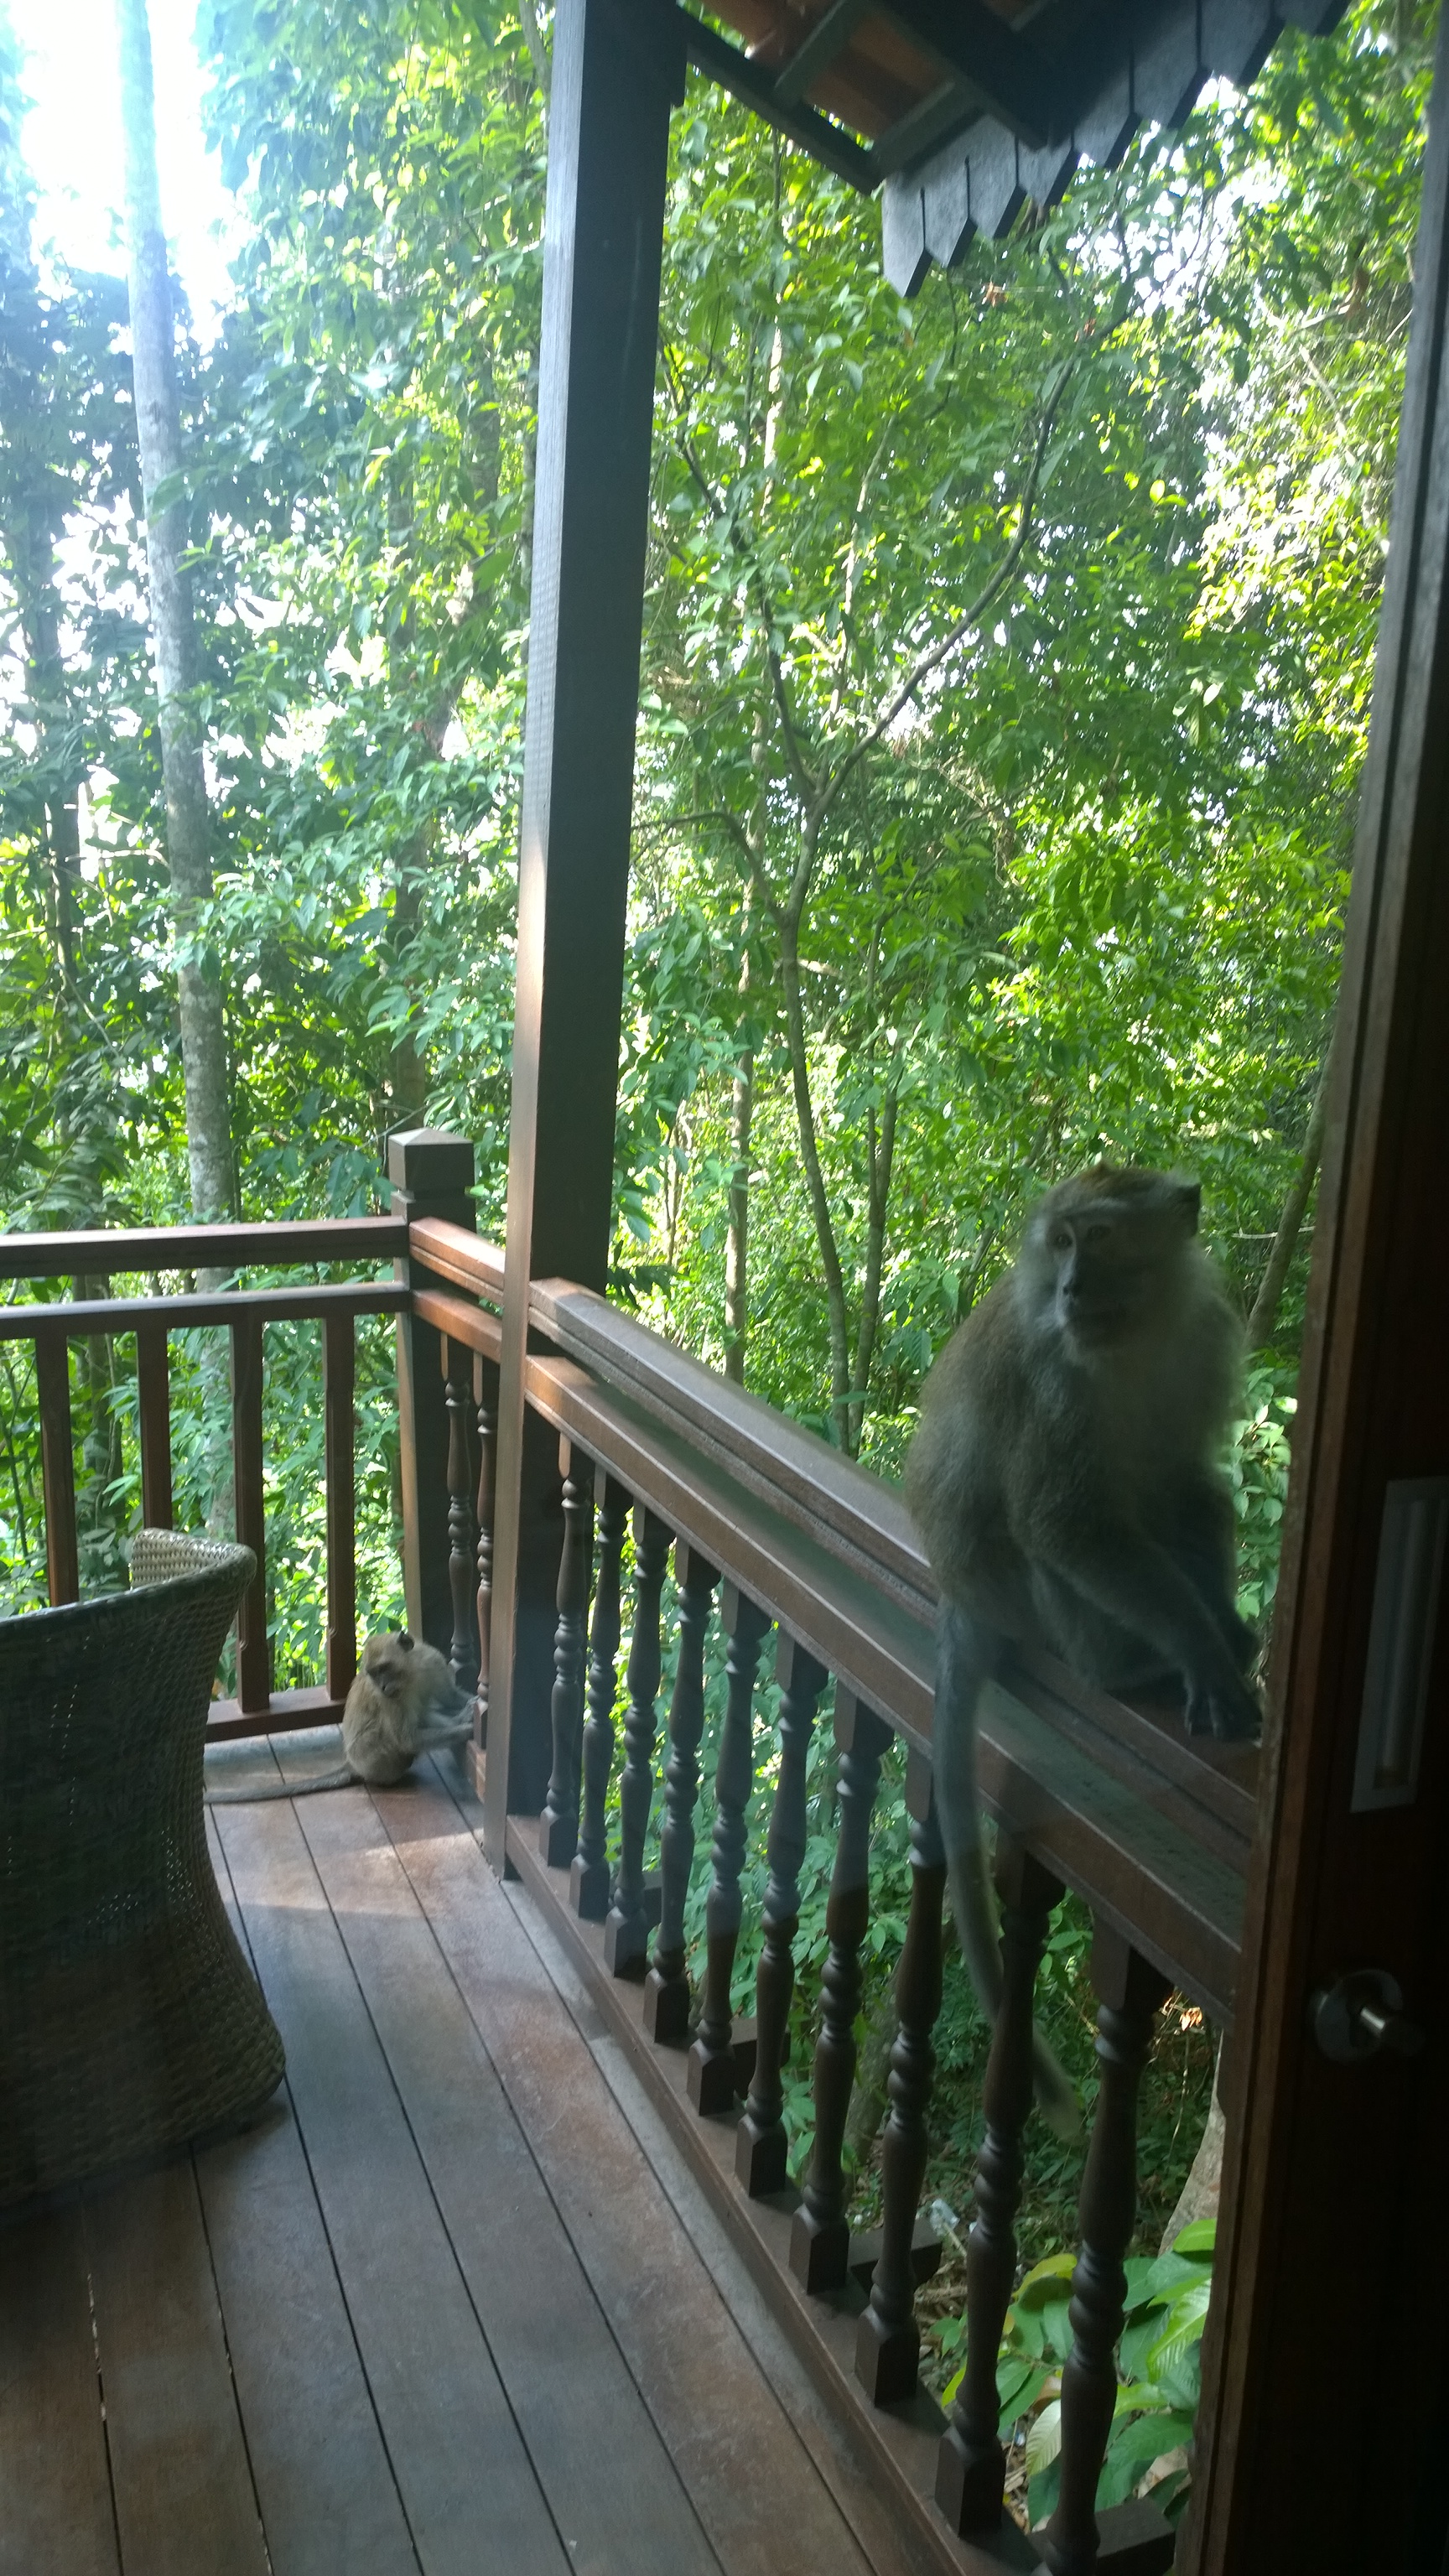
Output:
[
  {"xmin": 855, "ymin": 1756, "xmax": 947, "ymax": 2404},
  {"xmin": 736, "ymin": 1632, "xmax": 829, "ymax": 2194},
  {"xmin": 444, "ymin": 1342, "xmax": 479, "ymax": 1691},
  {"xmin": 604, "ymin": 1505, "xmax": 672, "ymax": 1974},
  {"xmin": 1040, "ymin": 1929, "xmax": 1175, "ymax": 2576},
  {"xmin": 473, "ymin": 1356, "xmax": 497, "ymax": 1741},
  {"xmin": 937, "ymin": 1836, "xmax": 1065, "ymax": 2532},
  {"xmin": 644, "ymin": 1539, "xmax": 719, "ymax": 2043},
  {"xmin": 539, "ymin": 1441, "xmax": 595, "ymax": 1866},
  {"xmin": 688, "ymin": 1584, "xmax": 771, "ymax": 2114},
  {"xmin": 570, "ymin": 1472, "xmax": 630, "ymax": 1921},
  {"xmin": 790, "ymin": 1688, "xmax": 892, "ymax": 2290}
]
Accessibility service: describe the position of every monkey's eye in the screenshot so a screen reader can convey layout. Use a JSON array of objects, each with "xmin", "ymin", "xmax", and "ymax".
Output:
[
  {"xmin": 1051, "ymin": 1228, "xmax": 1072, "ymax": 1253},
  {"xmin": 398, "ymin": 1631, "xmax": 414, "ymax": 1651},
  {"xmin": 1085, "ymin": 1222, "xmax": 1109, "ymax": 1244}
]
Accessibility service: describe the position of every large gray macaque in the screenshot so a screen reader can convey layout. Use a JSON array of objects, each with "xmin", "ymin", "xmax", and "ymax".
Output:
[
  {"xmin": 205, "ymin": 1628, "xmax": 476, "ymax": 1804},
  {"xmin": 905, "ymin": 1163, "xmax": 1259, "ymax": 2132}
]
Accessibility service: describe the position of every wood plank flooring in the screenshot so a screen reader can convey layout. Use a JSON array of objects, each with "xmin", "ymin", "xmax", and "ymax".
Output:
[{"xmin": 0, "ymin": 1732, "xmax": 931, "ymax": 2576}]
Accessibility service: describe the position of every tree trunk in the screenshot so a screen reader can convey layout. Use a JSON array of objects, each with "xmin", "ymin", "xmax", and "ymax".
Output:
[
  {"xmin": 779, "ymin": 906, "xmax": 853, "ymax": 1446},
  {"xmin": 1159, "ymin": 2046, "xmax": 1226, "ymax": 2252},
  {"xmin": 117, "ymin": 0, "xmax": 232, "ymax": 1256},
  {"xmin": 724, "ymin": 944, "xmax": 754, "ymax": 1384},
  {"xmin": 1246, "ymin": 1064, "xmax": 1330, "ymax": 1349}
]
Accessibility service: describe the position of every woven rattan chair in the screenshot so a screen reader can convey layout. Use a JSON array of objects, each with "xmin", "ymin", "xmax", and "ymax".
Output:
[{"xmin": 0, "ymin": 1527, "xmax": 285, "ymax": 2210}]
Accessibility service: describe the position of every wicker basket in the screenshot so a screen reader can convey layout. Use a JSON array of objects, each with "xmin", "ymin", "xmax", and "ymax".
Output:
[{"xmin": 0, "ymin": 1529, "xmax": 285, "ymax": 2210}]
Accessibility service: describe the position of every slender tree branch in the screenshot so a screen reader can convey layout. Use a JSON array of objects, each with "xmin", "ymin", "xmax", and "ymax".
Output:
[{"xmin": 1247, "ymin": 1062, "xmax": 1331, "ymax": 1348}]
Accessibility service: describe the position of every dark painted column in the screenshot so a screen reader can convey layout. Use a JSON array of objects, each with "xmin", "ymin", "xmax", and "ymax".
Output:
[
  {"xmin": 389, "ymin": 1127, "xmax": 475, "ymax": 1652},
  {"xmin": 484, "ymin": 0, "xmax": 685, "ymax": 1871}
]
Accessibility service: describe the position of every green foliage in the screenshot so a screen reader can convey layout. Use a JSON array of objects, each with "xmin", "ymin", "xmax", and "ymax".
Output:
[{"xmin": 940, "ymin": 2221, "xmax": 1218, "ymax": 2532}]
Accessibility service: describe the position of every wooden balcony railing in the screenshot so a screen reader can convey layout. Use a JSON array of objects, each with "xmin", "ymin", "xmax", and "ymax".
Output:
[{"xmin": 0, "ymin": 1136, "xmax": 1258, "ymax": 2576}]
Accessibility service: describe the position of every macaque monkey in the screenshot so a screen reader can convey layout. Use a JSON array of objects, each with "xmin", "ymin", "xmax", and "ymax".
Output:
[
  {"xmin": 205, "ymin": 1630, "xmax": 477, "ymax": 1804},
  {"xmin": 905, "ymin": 1165, "xmax": 1259, "ymax": 2134}
]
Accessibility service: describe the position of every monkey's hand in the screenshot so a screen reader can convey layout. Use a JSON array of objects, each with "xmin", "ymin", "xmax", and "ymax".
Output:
[{"xmin": 1185, "ymin": 1668, "xmax": 1260, "ymax": 1742}]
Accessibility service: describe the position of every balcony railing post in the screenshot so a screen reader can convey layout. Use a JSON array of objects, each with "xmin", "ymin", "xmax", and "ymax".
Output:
[
  {"xmin": 478, "ymin": 0, "xmax": 684, "ymax": 1876},
  {"xmin": 571, "ymin": 1471, "xmax": 630, "ymax": 1919},
  {"xmin": 736, "ymin": 1631, "xmax": 829, "ymax": 2195},
  {"xmin": 855, "ymin": 1751, "xmax": 947, "ymax": 2405},
  {"xmin": 1041, "ymin": 1929, "xmax": 1175, "ymax": 2576},
  {"xmin": 645, "ymin": 1538, "xmax": 719, "ymax": 2042},
  {"xmin": 937, "ymin": 1835, "xmax": 1064, "ymax": 2535},
  {"xmin": 541, "ymin": 1441, "xmax": 595, "ymax": 1867},
  {"xmin": 388, "ymin": 1128, "xmax": 475, "ymax": 1659},
  {"xmin": 791, "ymin": 1689, "xmax": 892, "ymax": 2292}
]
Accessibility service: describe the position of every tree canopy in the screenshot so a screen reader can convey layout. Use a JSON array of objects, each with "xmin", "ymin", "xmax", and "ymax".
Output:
[{"xmin": 0, "ymin": 0, "xmax": 1434, "ymax": 1612}]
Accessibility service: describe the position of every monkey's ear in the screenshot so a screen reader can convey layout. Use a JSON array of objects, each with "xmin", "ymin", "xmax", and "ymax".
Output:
[
  {"xmin": 1174, "ymin": 1180, "xmax": 1202, "ymax": 1233},
  {"xmin": 398, "ymin": 1630, "xmax": 414, "ymax": 1650}
]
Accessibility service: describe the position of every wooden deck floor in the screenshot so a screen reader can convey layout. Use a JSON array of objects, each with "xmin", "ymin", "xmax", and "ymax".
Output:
[{"xmin": 0, "ymin": 1732, "xmax": 930, "ymax": 2576}]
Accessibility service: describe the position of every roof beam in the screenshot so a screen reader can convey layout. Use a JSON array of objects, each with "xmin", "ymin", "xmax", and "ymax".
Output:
[
  {"xmin": 678, "ymin": 9, "xmax": 877, "ymax": 188},
  {"xmin": 878, "ymin": 0, "xmax": 1062, "ymax": 144},
  {"xmin": 773, "ymin": 0, "xmax": 874, "ymax": 106}
]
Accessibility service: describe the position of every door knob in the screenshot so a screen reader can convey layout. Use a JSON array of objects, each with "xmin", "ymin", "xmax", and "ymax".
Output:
[{"xmin": 1311, "ymin": 1970, "xmax": 1426, "ymax": 2065}]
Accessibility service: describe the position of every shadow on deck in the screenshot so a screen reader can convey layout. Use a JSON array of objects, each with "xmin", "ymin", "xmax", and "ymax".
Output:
[{"xmin": 0, "ymin": 1732, "xmax": 926, "ymax": 2576}]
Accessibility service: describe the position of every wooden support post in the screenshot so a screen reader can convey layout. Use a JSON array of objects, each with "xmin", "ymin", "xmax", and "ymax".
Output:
[
  {"xmin": 135, "ymin": 1316, "xmax": 173, "ymax": 1530},
  {"xmin": 388, "ymin": 1127, "xmax": 476, "ymax": 1656},
  {"xmin": 231, "ymin": 1307, "xmax": 269, "ymax": 1714},
  {"xmin": 34, "ymin": 1323, "xmax": 78, "ymax": 1607},
  {"xmin": 480, "ymin": 0, "xmax": 685, "ymax": 1875},
  {"xmin": 324, "ymin": 1308, "xmax": 357, "ymax": 1703}
]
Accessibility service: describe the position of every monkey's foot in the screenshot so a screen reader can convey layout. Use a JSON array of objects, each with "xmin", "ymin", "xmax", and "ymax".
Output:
[{"xmin": 1185, "ymin": 1677, "xmax": 1260, "ymax": 1742}]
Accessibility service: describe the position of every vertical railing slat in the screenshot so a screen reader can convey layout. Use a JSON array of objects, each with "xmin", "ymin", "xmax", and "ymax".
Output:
[
  {"xmin": 34, "ymin": 1323, "xmax": 79, "ymax": 1606},
  {"xmin": 937, "ymin": 1836, "xmax": 1064, "ymax": 2533},
  {"xmin": 231, "ymin": 1308, "xmax": 269, "ymax": 1714},
  {"xmin": 604, "ymin": 1505, "xmax": 671, "ymax": 1974},
  {"xmin": 540, "ymin": 1442, "xmax": 595, "ymax": 1866},
  {"xmin": 571, "ymin": 1472, "xmax": 630, "ymax": 1921},
  {"xmin": 444, "ymin": 1337, "xmax": 479, "ymax": 1690},
  {"xmin": 324, "ymin": 1307, "xmax": 357, "ymax": 1704},
  {"xmin": 855, "ymin": 1762, "xmax": 947, "ymax": 2404},
  {"xmin": 737, "ymin": 1631, "xmax": 829, "ymax": 2195},
  {"xmin": 645, "ymin": 1538, "xmax": 719, "ymax": 2044},
  {"xmin": 791, "ymin": 1689, "xmax": 892, "ymax": 2291},
  {"xmin": 474, "ymin": 1355, "xmax": 498, "ymax": 1741},
  {"xmin": 1040, "ymin": 1931, "xmax": 1175, "ymax": 2576},
  {"xmin": 135, "ymin": 1317, "xmax": 174, "ymax": 1530},
  {"xmin": 688, "ymin": 1584, "xmax": 771, "ymax": 2115}
]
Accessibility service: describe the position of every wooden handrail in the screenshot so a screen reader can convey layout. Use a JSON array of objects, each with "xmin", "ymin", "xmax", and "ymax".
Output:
[
  {"xmin": 521, "ymin": 1337, "xmax": 1251, "ymax": 2023},
  {"xmin": 0, "ymin": 1214, "xmax": 406, "ymax": 1280},
  {"xmin": 0, "ymin": 1281, "xmax": 409, "ymax": 1338},
  {"xmin": 529, "ymin": 1274, "xmax": 929, "ymax": 1601},
  {"xmin": 407, "ymin": 1217, "xmax": 506, "ymax": 1306}
]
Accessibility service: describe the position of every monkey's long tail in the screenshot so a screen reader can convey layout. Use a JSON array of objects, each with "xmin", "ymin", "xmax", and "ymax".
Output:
[
  {"xmin": 204, "ymin": 1767, "xmax": 355, "ymax": 1804},
  {"xmin": 933, "ymin": 1607, "xmax": 1081, "ymax": 2142}
]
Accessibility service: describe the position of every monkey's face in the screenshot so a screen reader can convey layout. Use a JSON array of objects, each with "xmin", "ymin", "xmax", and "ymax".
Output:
[
  {"xmin": 361, "ymin": 1630, "xmax": 416, "ymax": 1697},
  {"xmin": 1031, "ymin": 1176, "xmax": 1197, "ymax": 1348}
]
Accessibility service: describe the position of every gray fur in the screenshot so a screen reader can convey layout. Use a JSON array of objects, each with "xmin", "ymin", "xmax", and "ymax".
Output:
[
  {"xmin": 205, "ymin": 1631, "xmax": 475, "ymax": 1805},
  {"xmin": 905, "ymin": 1165, "xmax": 1260, "ymax": 2135}
]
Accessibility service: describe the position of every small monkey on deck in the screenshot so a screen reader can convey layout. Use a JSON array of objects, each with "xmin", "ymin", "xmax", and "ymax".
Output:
[
  {"xmin": 905, "ymin": 1165, "xmax": 1259, "ymax": 2134},
  {"xmin": 205, "ymin": 1630, "xmax": 477, "ymax": 1803}
]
